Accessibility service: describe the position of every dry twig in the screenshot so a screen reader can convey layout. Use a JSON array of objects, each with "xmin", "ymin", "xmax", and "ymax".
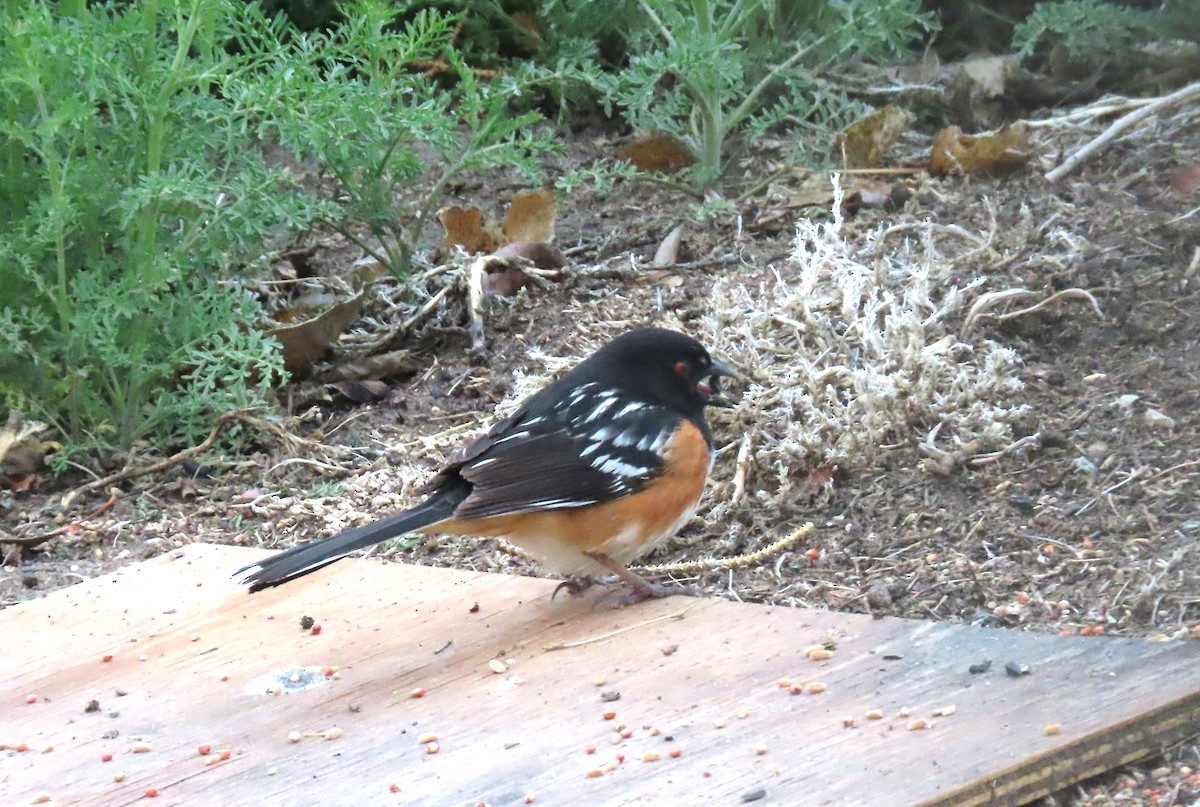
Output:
[{"xmin": 1045, "ymin": 82, "xmax": 1200, "ymax": 182}]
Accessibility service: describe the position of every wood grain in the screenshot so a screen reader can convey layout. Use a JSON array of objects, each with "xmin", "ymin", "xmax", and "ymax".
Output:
[{"xmin": 1, "ymin": 544, "xmax": 1197, "ymax": 806}]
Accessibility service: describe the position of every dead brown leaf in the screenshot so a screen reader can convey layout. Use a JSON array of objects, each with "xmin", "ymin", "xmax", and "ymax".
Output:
[
  {"xmin": 494, "ymin": 241, "xmax": 567, "ymax": 270},
  {"xmin": 837, "ymin": 105, "xmax": 914, "ymax": 168},
  {"xmin": 501, "ymin": 189, "xmax": 556, "ymax": 244},
  {"xmin": 929, "ymin": 123, "xmax": 1030, "ymax": 176},
  {"xmin": 438, "ymin": 206, "xmax": 502, "ymax": 254},
  {"xmin": 616, "ymin": 134, "xmax": 695, "ymax": 173},
  {"xmin": 331, "ymin": 380, "xmax": 391, "ymax": 404},
  {"xmin": 268, "ymin": 291, "xmax": 366, "ymax": 376}
]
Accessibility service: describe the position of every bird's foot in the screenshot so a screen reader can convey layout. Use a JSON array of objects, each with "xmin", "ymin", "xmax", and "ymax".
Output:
[{"xmin": 552, "ymin": 574, "xmax": 599, "ymax": 601}]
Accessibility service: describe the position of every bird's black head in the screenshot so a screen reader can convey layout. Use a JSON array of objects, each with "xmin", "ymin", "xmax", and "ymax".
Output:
[{"xmin": 583, "ymin": 328, "xmax": 735, "ymax": 415}]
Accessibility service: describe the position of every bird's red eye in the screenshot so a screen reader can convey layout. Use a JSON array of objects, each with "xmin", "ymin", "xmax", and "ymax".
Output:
[{"xmin": 674, "ymin": 361, "xmax": 689, "ymax": 377}]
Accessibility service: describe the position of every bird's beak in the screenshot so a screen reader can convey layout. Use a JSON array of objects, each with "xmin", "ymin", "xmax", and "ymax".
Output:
[{"xmin": 699, "ymin": 358, "xmax": 737, "ymax": 408}]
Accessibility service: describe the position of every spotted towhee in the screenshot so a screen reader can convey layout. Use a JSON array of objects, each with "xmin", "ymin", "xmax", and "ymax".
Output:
[{"xmin": 236, "ymin": 328, "xmax": 734, "ymax": 600}]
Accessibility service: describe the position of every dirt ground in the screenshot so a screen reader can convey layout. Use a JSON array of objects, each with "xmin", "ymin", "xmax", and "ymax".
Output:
[{"xmin": 3, "ymin": 93, "xmax": 1199, "ymax": 804}]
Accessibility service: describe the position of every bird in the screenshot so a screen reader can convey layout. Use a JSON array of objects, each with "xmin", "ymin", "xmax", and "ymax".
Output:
[{"xmin": 235, "ymin": 328, "xmax": 735, "ymax": 601}]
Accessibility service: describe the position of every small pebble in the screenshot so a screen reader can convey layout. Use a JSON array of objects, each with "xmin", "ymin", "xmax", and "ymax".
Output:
[
  {"xmin": 267, "ymin": 767, "xmax": 277, "ymax": 776},
  {"xmin": 425, "ymin": 742, "xmax": 440, "ymax": 754},
  {"xmin": 1043, "ymin": 723, "xmax": 1062, "ymax": 736},
  {"xmin": 287, "ymin": 731, "xmax": 302, "ymax": 743},
  {"xmin": 741, "ymin": 788, "xmax": 767, "ymax": 802},
  {"xmin": 113, "ymin": 772, "xmax": 126, "ymax": 783},
  {"xmin": 138, "ymin": 653, "xmax": 149, "ymax": 662},
  {"xmin": 488, "ymin": 659, "xmax": 507, "ymax": 674}
]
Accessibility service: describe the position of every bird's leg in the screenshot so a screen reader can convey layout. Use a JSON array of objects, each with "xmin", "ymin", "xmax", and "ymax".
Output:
[{"xmin": 583, "ymin": 550, "xmax": 676, "ymax": 604}]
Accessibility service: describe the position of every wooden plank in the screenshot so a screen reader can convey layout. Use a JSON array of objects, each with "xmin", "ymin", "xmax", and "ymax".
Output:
[{"xmin": 1, "ymin": 543, "xmax": 1197, "ymax": 806}]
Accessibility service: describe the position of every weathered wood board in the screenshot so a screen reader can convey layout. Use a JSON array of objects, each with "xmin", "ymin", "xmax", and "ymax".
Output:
[{"xmin": 1, "ymin": 543, "xmax": 1197, "ymax": 806}]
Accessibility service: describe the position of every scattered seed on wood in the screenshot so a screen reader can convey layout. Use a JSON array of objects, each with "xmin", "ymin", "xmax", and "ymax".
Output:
[
  {"xmin": 585, "ymin": 745, "xmax": 596, "ymax": 754},
  {"xmin": 585, "ymin": 769, "xmax": 603, "ymax": 778},
  {"xmin": 908, "ymin": 719, "xmax": 929, "ymax": 730},
  {"xmin": 289, "ymin": 673, "xmax": 301, "ymax": 683},
  {"xmin": 131, "ymin": 742, "xmax": 151, "ymax": 753},
  {"xmin": 619, "ymin": 728, "xmax": 633, "ymax": 739},
  {"xmin": 138, "ymin": 653, "xmax": 149, "ymax": 662},
  {"xmin": 741, "ymin": 787, "xmax": 767, "ymax": 802},
  {"xmin": 776, "ymin": 678, "xmax": 793, "ymax": 688},
  {"xmin": 615, "ymin": 754, "xmax": 625, "ymax": 763},
  {"xmin": 197, "ymin": 744, "xmax": 211, "ymax": 756},
  {"xmin": 101, "ymin": 753, "xmax": 113, "ymax": 762},
  {"xmin": 714, "ymin": 719, "xmax": 728, "ymax": 729},
  {"xmin": 807, "ymin": 682, "xmax": 827, "ymax": 694},
  {"xmin": 1004, "ymin": 662, "xmax": 1031, "ymax": 677},
  {"xmin": 843, "ymin": 717, "xmax": 856, "ymax": 728},
  {"xmin": 218, "ymin": 749, "xmax": 231, "ymax": 760},
  {"xmin": 898, "ymin": 708, "xmax": 911, "ymax": 718},
  {"xmin": 602, "ymin": 710, "xmax": 616, "ymax": 720},
  {"xmin": 267, "ymin": 768, "xmax": 277, "ymax": 776},
  {"xmin": 288, "ymin": 731, "xmax": 302, "ymax": 743},
  {"xmin": 609, "ymin": 733, "xmax": 623, "ymax": 745},
  {"xmin": 300, "ymin": 616, "xmax": 314, "ymax": 630},
  {"xmin": 324, "ymin": 727, "xmax": 343, "ymax": 741},
  {"xmin": 271, "ymin": 683, "xmax": 283, "ymax": 696},
  {"xmin": 668, "ymin": 747, "xmax": 682, "ymax": 758},
  {"xmin": 206, "ymin": 753, "xmax": 223, "ymax": 766},
  {"xmin": 389, "ymin": 784, "xmax": 400, "ymax": 793},
  {"xmin": 425, "ymin": 742, "xmax": 440, "ymax": 754},
  {"xmin": 649, "ymin": 728, "xmax": 661, "ymax": 736},
  {"xmin": 702, "ymin": 771, "xmax": 712, "ymax": 778},
  {"xmin": 41, "ymin": 745, "xmax": 53, "ymax": 754},
  {"xmin": 788, "ymin": 684, "xmax": 804, "ymax": 695},
  {"xmin": 754, "ymin": 743, "xmax": 768, "ymax": 755},
  {"xmin": 1044, "ymin": 723, "xmax": 1062, "ymax": 736},
  {"xmin": 488, "ymin": 659, "xmax": 507, "ymax": 674},
  {"xmin": 417, "ymin": 733, "xmax": 437, "ymax": 744},
  {"xmin": 25, "ymin": 694, "xmax": 37, "ymax": 704},
  {"xmin": 144, "ymin": 788, "xmax": 159, "ymax": 798},
  {"xmin": 33, "ymin": 794, "xmax": 51, "ymax": 804},
  {"xmin": 594, "ymin": 674, "xmax": 606, "ymax": 687},
  {"xmin": 866, "ymin": 709, "xmax": 883, "ymax": 720},
  {"xmin": 190, "ymin": 634, "xmax": 201, "ymax": 642},
  {"xmin": 102, "ymin": 654, "xmax": 113, "ymax": 663},
  {"xmin": 114, "ymin": 772, "xmax": 126, "ymax": 783},
  {"xmin": 524, "ymin": 795, "xmax": 535, "ymax": 803},
  {"xmin": 933, "ymin": 705, "xmax": 956, "ymax": 717},
  {"xmin": 310, "ymin": 624, "xmax": 322, "ymax": 635},
  {"xmin": 737, "ymin": 708, "xmax": 750, "ymax": 719},
  {"xmin": 661, "ymin": 645, "xmax": 678, "ymax": 656},
  {"xmin": 411, "ymin": 687, "xmax": 426, "ymax": 698},
  {"xmin": 642, "ymin": 752, "xmax": 660, "ymax": 762},
  {"xmin": 968, "ymin": 660, "xmax": 992, "ymax": 675}
]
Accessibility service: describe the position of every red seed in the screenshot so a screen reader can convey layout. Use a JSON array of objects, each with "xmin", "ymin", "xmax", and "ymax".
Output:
[
  {"xmin": 197, "ymin": 744, "xmax": 211, "ymax": 756},
  {"xmin": 101, "ymin": 753, "xmax": 113, "ymax": 762},
  {"xmin": 144, "ymin": 788, "xmax": 159, "ymax": 798},
  {"xmin": 410, "ymin": 688, "xmax": 426, "ymax": 698},
  {"xmin": 389, "ymin": 784, "xmax": 400, "ymax": 793},
  {"xmin": 602, "ymin": 710, "xmax": 616, "ymax": 720},
  {"xmin": 25, "ymin": 694, "xmax": 37, "ymax": 704},
  {"xmin": 323, "ymin": 666, "xmax": 335, "ymax": 677},
  {"xmin": 585, "ymin": 745, "xmax": 596, "ymax": 755},
  {"xmin": 15, "ymin": 743, "xmax": 28, "ymax": 752},
  {"xmin": 615, "ymin": 754, "xmax": 625, "ymax": 763},
  {"xmin": 702, "ymin": 770, "xmax": 712, "ymax": 778},
  {"xmin": 218, "ymin": 749, "xmax": 231, "ymax": 760},
  {"xmin": 103, "ymin": 654, "xmax": 114, "ymax": 663},
  {"xmin": 668, "ymin": 747, "xmax": 682, "ymax": 758},
  {"xmin": 310, "ymin": 624, "xmax": 322, "ymax": 635},
  {"xmin": 619, "ymin": 728, "xmax": 633, "ymax": 739}
]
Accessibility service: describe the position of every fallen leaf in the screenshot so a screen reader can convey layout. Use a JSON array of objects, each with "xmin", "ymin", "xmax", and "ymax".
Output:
[
  {"xmin": 6, "ymin": 472, "xmax": 39, "ymax": 493},
  {"xmin": 438, "ymin": 206, "xmax": 501, "ymax": 254},
  {"xmin": 501, "ymin": 191, "xmax": 557, "ymax": 245},
  {"xmin": 929, "ymin": 123, "xmax": 1030, "ymax": 176},
  {"xmin": 317, "ymin": 350, "xmax": 421, "ymax": 384},
  {"xmin": 959, "ymin": 55, "xmax": 1017, "ymax": 99},
  {"xmin": 799, "ymin": 464, "xmax": 836, "ymax": 498},
  {"xmin": 616, "ymin": 135, "xmax": 694, "ymax": 173},
  {"xmin": 836, "ymin": 105, "xmax": 914, "ymax": 168},
  {"xmin": 268, "ymin": 292, "xmax": 366, "ymax": 376},
  {"xmin": 653, "ymin": 226, "xmax": 683, "ymax": 266}
]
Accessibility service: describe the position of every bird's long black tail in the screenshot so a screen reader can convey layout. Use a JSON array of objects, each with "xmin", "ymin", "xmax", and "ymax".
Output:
[{"xmin": 235, "ymin": 487, "xmax": 467, "ymax": 592}]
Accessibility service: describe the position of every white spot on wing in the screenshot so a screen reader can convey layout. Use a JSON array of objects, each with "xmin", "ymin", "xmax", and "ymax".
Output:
[
  {"xmin": 636, "ymin": 431, "xmax": 669, "ymax": 454},
  {"xmin": 584, "ymin": 395, "xmax": 618, "ymax": 423},
  {"xmin": 593, "ymin": 454, "xmax": 649, "ymax": 478},
  {"xmin": 615, "ymin": 402, "xmax": 644, "ymax": 418},
  {"xmin": 492, "ymin": 430, "xmax": 530, "ymax": 445},
  {"xmin": 469, "ymin": 457, "xmax": 498, "ymax": 468}
]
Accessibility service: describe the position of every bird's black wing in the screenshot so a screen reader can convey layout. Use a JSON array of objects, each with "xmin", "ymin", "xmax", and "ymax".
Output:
[{"xmin": 441, "ymin": 381, "xmax": 683, "ymax": 521}]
